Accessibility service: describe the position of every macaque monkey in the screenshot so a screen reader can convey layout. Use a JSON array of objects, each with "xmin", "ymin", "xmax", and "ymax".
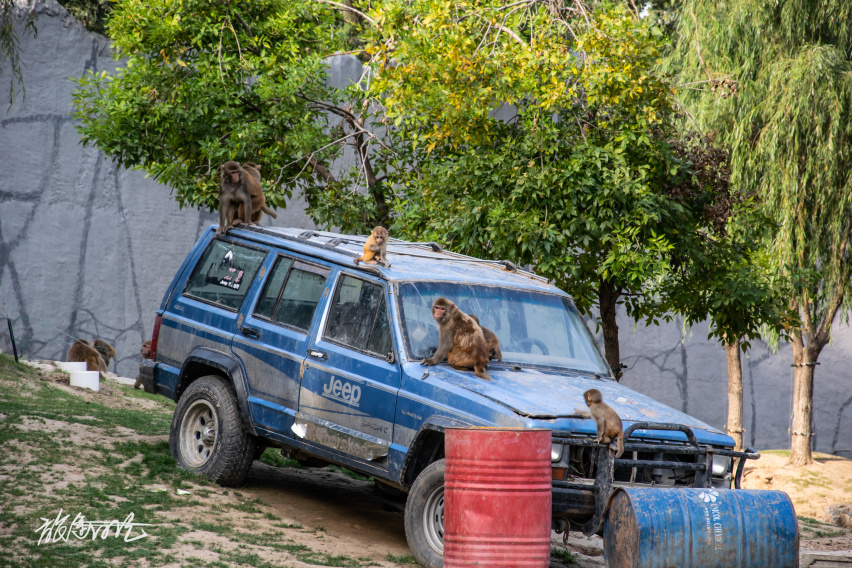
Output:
[
  {"xmin": 469, "ymin": 315, "xmax": 502, "ymax": 362},
  {"xmin": 354, "ymin": 226, "xmax": 389, "ymax": 267},
  {"xmin": 66, "ymin": 339, "xmax": 108, "ymax": 379},
  {"xmin": 421, "ymin": 297, "xmax": 491, "ymax": 380},
  {"xmin": 218, "ymin": 161, "xmax": 254, "ymax": 236},
  {"xmin": 134, "ymin": 340, "xmax": 153, "ymax": 390},
  {"xmin": 237, "ymin": 162, "xmax": 278, "ymax": 224},
  {"xmin": 584, "ymin": 388, "xmax": 624, "ymax": 458},
  {"xmin": 92, "ymin": 339, "xmax": 116, "ymax": 371}
]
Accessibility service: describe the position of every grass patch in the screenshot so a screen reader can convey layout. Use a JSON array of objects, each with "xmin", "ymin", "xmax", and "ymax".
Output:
[
  {"xmin": 386, "ymin": 552, "xmax": 417, "ymax": 564},
  {"xmin": 551, "ymin": 547, "xmax": 578, "ymax": 565},
  {"xmin": 327, "ymin": 465, "xmax": 374, "ymax": 483},
  {"xmin": 0, "ymin": 355, "xmax": 382, "ymax": 568},
  {"xmin": 0, "ymin": 356, "xmax": 172, "ymax": 436},
  {"xmin": 258, "ymin": 447, "xmax": 303, "ymax": 468}
]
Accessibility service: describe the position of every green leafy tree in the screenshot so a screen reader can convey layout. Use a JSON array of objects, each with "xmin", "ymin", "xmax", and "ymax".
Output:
[
  {"xmin": 74, "ymin": 0, "xmax": 776, "ymax": 393},
  {"xmin": 73, "ymin": 0, "xmax": 391, "ymax": 232},
  {"xmin": 370, "ymin": 0, "xmax": 740, "ymax": 379},
  {"xmin": 653, "ymin": 175, "xmax": 795, "ymax": 450},
  {"xmin": 668, "ymin": 0, "xmax": 852, "ymax": 464}
]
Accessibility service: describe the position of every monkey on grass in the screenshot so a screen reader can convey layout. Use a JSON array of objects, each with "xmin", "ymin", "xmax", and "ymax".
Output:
[
  {"xmin": 354, "ymin": 226, "xmax": 389, "ymax": 267},
  {"xmin": 421, "ymin": 297, "xmax": 491, "ymax": 380},
  {"xmin": 469, "ymin": 314, "xmax": 502, "ymax": 363},
  {"xmin": 217, "ymin": 161, "xmax": 255, "ymax": 236},
  {"xmin": 92, "ymin": 339, "xmax": 115, "ymax": 370},
  {"xmin": 66, "ymin": 338, "xmax": 113, "ymax": 380},
  {"xmin": 583, "ymin": 388, "xmax": 624, "ymax": 458},
  {"xmin": 134, "ymin": 340, "xmax": 152, "ymax": 391},
  {"xmin": 238, "ymin": 162, "xmax": 278, "ymax": 224}
]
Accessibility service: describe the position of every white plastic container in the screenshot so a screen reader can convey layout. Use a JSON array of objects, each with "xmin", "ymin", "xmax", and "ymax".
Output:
[
  {"xmin": 58, "ymin": 361, "xmax": 88, "ymax": 372},
  {"xmin": 69, "ymin": 370, "xmax": 100, "ymax": 391}
]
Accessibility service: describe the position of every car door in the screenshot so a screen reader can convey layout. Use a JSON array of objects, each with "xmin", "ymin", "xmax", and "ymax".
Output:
[
  {"xmin": 296, "ymin": 272, "xmax": 400, "ymax": 465},
  {"xmin": 231, "ymin": 254, "xmax": 331, "ymax": 436}
]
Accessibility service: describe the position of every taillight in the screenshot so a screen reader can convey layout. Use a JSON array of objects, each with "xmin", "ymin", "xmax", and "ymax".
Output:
[{"xmin": 150, "ymin": 315, "xmax": 162, "ymax": 361}]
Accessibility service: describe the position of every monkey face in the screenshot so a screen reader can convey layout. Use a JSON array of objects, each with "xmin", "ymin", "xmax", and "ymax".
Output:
[
  {"xmin": 432, "ymin": 305, "xmax": 446, "ymax": 321},
  {"xmin": 230, "ymin": 171, "xmax": 241, "ymax": 183}
]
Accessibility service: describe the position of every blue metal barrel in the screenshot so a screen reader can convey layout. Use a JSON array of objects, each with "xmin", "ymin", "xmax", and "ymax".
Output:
[{"xmin": 603, "ymin": 487, "xmax": 799, "ymax": 568}]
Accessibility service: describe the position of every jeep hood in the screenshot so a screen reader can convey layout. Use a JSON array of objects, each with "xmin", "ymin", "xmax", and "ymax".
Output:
[{"xmin": 428, "ymin": 365, "xmax": 726, "ymax": 438}]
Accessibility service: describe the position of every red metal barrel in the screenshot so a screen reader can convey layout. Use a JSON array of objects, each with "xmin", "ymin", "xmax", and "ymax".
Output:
[{"xmin": 444, "ymin": 428, "xmax": 552, "ymax": 568}]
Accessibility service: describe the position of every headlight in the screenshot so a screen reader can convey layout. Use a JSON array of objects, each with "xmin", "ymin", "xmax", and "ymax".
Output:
[
  {"xmin": 551, "ymin": 443, "xmax": 563, "ymax": 462},
  {"xmin": 712, "ymin": 455, "xmax": 731, "ymax": 476}
]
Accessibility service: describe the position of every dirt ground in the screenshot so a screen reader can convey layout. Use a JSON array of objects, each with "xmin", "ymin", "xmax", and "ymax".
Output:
[
  {"xmin": 11, "ymin": 360, "xmax": 852, "ymax": 566},
  {"xmin": 742, "ymin": 450, "xmax": 852, "ymax": 554}
]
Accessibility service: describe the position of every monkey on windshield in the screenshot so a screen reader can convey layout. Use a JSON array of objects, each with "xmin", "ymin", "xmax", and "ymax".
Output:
[
  {"xmin": 469, "ymin": 315, "xmax": 502, "ymax": 363},
  {"xmin": 421, "ymin": 297, "xmax": 491, "ymax": 380},
  {"xmin": 354, "ymin": 226, "xmax": 389, "ymax": 267},
  {"xmin": 584, "ymin": 388, "xmax": 624, "ymax": 458}
]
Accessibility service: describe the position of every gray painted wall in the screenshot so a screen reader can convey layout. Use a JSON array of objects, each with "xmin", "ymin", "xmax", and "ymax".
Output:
[{"xmin": 1, "ymin": 0, "xmax": 849, "ymax": 453}]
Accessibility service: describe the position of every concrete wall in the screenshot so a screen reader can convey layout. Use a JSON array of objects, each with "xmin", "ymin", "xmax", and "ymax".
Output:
[{"xmin": 1, "ymin": 0, "xmax": 849, "ymax": 453}]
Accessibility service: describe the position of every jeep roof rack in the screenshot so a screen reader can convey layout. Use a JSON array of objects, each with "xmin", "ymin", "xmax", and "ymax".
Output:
[{"xmin": 229, "ymin": 225, "xmax": 550, "ymax": 284}]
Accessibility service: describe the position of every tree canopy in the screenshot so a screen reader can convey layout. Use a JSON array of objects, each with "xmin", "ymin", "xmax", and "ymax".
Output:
[
  {"xmin": 667, "ymin": 0, "xmax": 852, "ymax": 464},
  {"xmin": 73, "ymin": 0, "xmax": 774, "ymax": 381},
  {"xmin": 73, "ymin": 0, "xmax": 395, "ymax": 230},
  {"xmin": 370, "ymin": 0, "xmax": 749, "ymax": 376}
]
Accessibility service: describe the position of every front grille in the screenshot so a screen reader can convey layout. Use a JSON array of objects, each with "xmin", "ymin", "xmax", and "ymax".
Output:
[{"xmin": 552, "ymin": 422, "xmax": 760, "ymax": 490}]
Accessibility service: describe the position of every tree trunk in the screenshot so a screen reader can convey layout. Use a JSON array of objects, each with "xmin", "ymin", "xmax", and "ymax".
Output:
[
  {"xmin": 598, "ymin": 278, "xmax": 623, "ymax": 381},
  {"xmin": 789, "ymin": 332, "xmax": 816, "ymax": 466},
  {"xmin": 724, "ymin": 337, "xmax": 744, "ymax": 451}
]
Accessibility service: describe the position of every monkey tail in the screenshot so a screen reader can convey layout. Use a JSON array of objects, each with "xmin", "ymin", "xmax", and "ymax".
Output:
[
  {"xmin": 474, "ymin": 365, "xmax": 492, "ymax": 381},
  {"xmin": 261, "ymin": 204, "xmax": 277, "ymax": 219},
  {"xmin": 353, "ymin": 256, "xmax": 362, "ymax": 265},
  {"xmin": 615, "ymin": 432, "xmax": 624, "ymax": 459}
]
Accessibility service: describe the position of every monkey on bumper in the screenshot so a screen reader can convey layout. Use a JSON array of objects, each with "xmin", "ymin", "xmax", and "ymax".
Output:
[{"xmin": 584, "ymin": 388, "xmax": 624, "ymax": 457}]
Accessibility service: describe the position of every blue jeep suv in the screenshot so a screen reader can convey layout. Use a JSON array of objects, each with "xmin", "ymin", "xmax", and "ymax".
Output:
[{"xmin": 139, "ymin": 225, "xmax": 757, "ymax": 568}]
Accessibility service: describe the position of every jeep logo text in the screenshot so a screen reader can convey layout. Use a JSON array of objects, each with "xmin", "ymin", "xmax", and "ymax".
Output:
[{"xmin": 322, "ymin": 377, "xmax": 361, "ymax": 407}]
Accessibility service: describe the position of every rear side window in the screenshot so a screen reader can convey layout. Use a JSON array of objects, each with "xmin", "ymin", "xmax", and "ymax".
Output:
[
  {"xmin": 325, "ymin": 275, "xmax": 393, "ymax": 358},
  {"xmin": 254, "ymin": 257, "xmax": 329, "ymax": 331},
  {"xmin": 183, "ymin": 239, "xmax": 267, "ymax": 311}
]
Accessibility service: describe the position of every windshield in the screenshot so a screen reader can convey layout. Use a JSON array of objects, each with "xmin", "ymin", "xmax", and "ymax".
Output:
[{"xmin": 397, "ymin": 282, "xmax": 610, "ymax": 374}]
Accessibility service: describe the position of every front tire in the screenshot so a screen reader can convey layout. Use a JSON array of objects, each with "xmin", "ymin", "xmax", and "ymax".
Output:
[
  {"xmin": 404, "ymin": 459, "xmax": 445, "ymax": 568},
  {"xmin": 169, "ymin": 375, "xmax": 256, "ymax": 487}
]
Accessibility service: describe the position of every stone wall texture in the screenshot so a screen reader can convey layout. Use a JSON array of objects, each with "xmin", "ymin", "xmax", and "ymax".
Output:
[{"xmin": 1, "ymin": 0, "xmax": 850, "ymax": 454}]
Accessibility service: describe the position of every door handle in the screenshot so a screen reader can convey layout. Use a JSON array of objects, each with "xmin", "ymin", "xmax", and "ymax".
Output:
[
  {"xmin": 240, "ymin": 326, "xmax": 261, "ymax": 339},
  {"xmin": 307, "ymin": 349, "xmax": 327, "ymax": 360}
]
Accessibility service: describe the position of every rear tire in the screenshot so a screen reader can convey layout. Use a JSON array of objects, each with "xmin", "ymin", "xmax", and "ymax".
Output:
[
  {"xmin": 404, "ymin": 459, "xmax": 445, "ymax": 568},
  {"xmin": 169, "ymin": 374, "xmax": 256, "ymax": 487}
]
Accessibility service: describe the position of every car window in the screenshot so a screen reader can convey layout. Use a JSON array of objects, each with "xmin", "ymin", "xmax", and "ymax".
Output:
[
  {"xmin": 254, "ymin": 256, "xmax": 295, "ymax": 318},
  {"xmin": 183, "ymin": 239, "xmax": 267, "ymax": 311},
  {"xmin": 254, "ymin": 258, "xmax": 329, "ymax": 331},
  {"xmin": 325, "ymin": 275, "xmax": 392, "ymax": 358},
  {"xmin": 397, "ymin": 282, "xmax": 609, "ymax": 374}
]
